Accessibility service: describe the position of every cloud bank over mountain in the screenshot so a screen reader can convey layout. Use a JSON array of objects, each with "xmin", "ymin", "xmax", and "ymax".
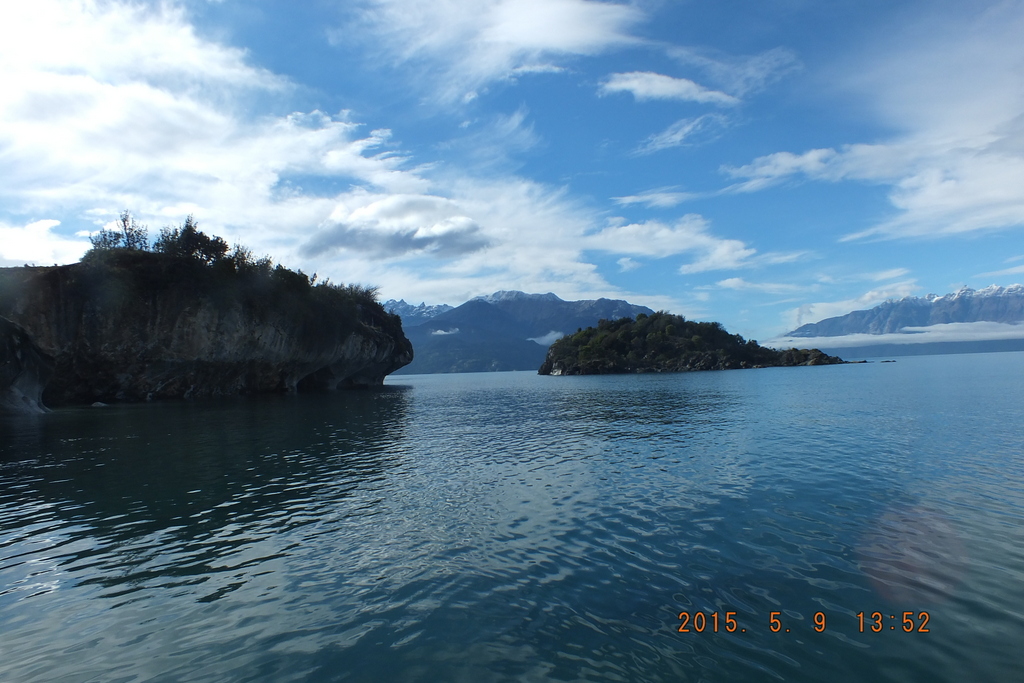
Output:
[{"xmin": 769, "ymin": 285, "xmax": 1024, "ymax": 350}]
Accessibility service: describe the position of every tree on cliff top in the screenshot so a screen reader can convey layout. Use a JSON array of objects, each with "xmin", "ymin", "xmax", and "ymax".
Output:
[
  {"xmin": 153, "ymin": 215, "xmax": 229, "ymax": 264},
  {"xmin": 88, "ymin": 212, "xmax": 232, "ymax": 265},
  {"xmin": 88, "ymin": 210, "xmax": 149, "ymax": 252}
]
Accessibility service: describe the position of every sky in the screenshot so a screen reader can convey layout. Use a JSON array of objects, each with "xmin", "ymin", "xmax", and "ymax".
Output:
[{"xmin": 2, "ymin": 0, "xmax": 1024, "ymax": 342}]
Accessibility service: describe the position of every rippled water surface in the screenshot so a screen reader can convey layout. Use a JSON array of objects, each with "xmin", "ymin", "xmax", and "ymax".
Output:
[{"xmin": 2, "ymin": 353, "xmax": 1023, "ymax": 682}]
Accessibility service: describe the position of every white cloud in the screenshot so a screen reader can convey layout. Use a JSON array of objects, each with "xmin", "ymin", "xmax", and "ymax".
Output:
[
  {"xmin": 846, "ymin": 149, "xmax": 1024, "ymax": 239},
  {"xmin": 637, "ymin": 114, "xmax": 727, "ymax": 154},
  {"xmin": 722, "ymin": 148, "xmax": 839, "ymax": 192},
  {"xmin": 437, "ymin": 107, "xmax": 540, "ymax": 169},
  {"xmin": 668, "ymin": 46, "xmax": 800, "ymax": 96},
  {"xmin": 588, "ymin": 214, "xmax": 728, "ymax": 254},
  {"xmin": 716, "ymin": 277, "xmax": 803, "ymax": 295},
  {"xmin": 678, "ymin": 247, "xmax": 756, "ymax": 274},
  {"xmin": 977, "ymin": 263, "xmax": 1024, "ymax": 278},
  {"xmin": 726, "ymin": 138, "xmax": 1024, "ymax": 241},
  {"xmin": 808, "ymin": 267, "xmax": 910, "ymax": 287},
  {"xmin": 783, "ymin": 280, "xmax": 919, "ymax": 330},
  {"xmin": 302, "ymin": 191, "xmax": 489, "ymax": 258},
  {"xmin": 768, "ymin": 322, "xmax": 1024, "ymax": 349},
  {"xmin": 0, "ymin": 1, "xmax": 284, "ymax": 93},
  {"xmin": 344, "ymin": 0, "xmax": 643, "ymax": 101},
  {"xmin": 433, "ymin": 177, "xmax": 611, "ymax": 290},
  {"xmin": 317, "ymin": 176, "xmax": 662, "ymax": 307},
  {"xmin": 584, "ymin": 215, "xmax": 757, "ymax": 274},
  {"xmin": 599, "ymin": 72, "xmax": 738, "ymax": 105},
  {"xmin": 0, "ymin": 220, "xmax": 89, "ymax": 266},
  {"xmin": 723, "ymin": 3, "xmax": 1024, "ymax": 240},
  {"xmin": 617, "ymin": 257, "xmax": 640, "ymax": 272},
  {"xmin": 612, "ymin": 188, "xmax": 698, "ymax": 208},
  {"xmin": 867, "ymin": 268, "xmax": 910, "ymax": 281},
  {"xmin": 0, "ymin": 1, "xmax": 434, "ymax": 264},
  {"xmin": 527, "ymin": 330, "xmax": 565, "ymax": 345},
  {"xmin": 509, "ymin": 64, "xmax": 567, "ymax": 75},
  {"xmin": 585, "ymin": 215, "xmax": 808, "ymax": 275},
  {"xmin": 758, "ymin": 251, "xmax": 811, "ymax": 267}
]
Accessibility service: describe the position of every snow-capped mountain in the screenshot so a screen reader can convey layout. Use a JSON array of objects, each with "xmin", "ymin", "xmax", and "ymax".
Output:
[
  {"xmin": 787, "ymin": 285, "xmax": 1024, "ymax": 337},
  {"xmin": 472, "ymin": 291, "xmax": 563, "ymax": 304},
  {"xmin": 382, "ymin": 300, "xmax": 454, "ymax": 327},
  {"xmin": 767, "ymin": 285, "xmax": 1024, "ymax": 358}
]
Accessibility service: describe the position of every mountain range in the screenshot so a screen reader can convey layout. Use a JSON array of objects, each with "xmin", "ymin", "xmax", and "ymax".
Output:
[
  {"xmin": 385, "ymin": 291, "xmax": 654, "ymax": 374},
  {"xmin": 774, "ymin": 285, "xmax": 1024, "ymax": 357},
  {"xmin": 788, "ymin": 285, "xmax": 1024, "ymax": 336},
  {"xmin": 380, "ymin": 300, "xmax": 455, "ymax": 327}
]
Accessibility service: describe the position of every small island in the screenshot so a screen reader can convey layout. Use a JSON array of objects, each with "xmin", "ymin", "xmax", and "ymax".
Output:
[
  {"xmin": 538, "ymin": 312, "xmax": 843, "ymax": 375},
  {"xmin": 0, "ymin": 213, "xmax": 412, "ymax": 413}
]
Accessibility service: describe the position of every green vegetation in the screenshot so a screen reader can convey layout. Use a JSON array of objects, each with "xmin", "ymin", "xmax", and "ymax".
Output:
[
  {"xmin": 539, "ymin": 311, "xmax": 842, "ymax": 375},
  {"xmin": 76, "ymin": 211, "xmax": 400, "ymax": 340}
]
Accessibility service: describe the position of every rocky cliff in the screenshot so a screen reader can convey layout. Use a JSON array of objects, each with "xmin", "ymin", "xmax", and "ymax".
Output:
[
  {"xmin": 0, "ymin": 316, "xmax": 54, "ymax": 414},
  {"xmin": 0, "ymin": 252, "xmax": 412, "ymax": 408}
]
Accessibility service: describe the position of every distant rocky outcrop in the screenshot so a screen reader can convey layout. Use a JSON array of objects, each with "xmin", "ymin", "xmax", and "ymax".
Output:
[
  {"xmin": 540, "ymin": 312, "xmax": 843, "ymax": 376},
  {"xmin": 394, "ymin": 291, "xmax": 654, "ymax": 374},
  {"xmin": 788, "ymin": 285, "xmax": 1024, "ymax": 337},
  {"xmin": 0, "ymin": 238, "xmax": 411, "ymax": 407},
  {"xmin": 0, "ymin": 316, "xmax": 54, "ymax": 415}
]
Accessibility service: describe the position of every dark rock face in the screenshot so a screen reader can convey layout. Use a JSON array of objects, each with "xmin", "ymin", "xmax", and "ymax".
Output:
[
  {"xmin": 538, "ymin": 346, "xmax": 844, "ymax": 375},
  {"xmin": 774, "ymin": 348, "xmax": 845, "ymax": 367},
  {"xmin": 0, "ymin": 259, "xmax": 412, "ymax": 406},
  {"xmin": 0, "ymin": 316, "xmax": 54, "ymax": 414}
]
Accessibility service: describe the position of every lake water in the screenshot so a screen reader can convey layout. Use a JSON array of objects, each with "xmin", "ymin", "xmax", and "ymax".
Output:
[{"xmin": 1, "ymin": 353, "xmax": 1023, "ymax": 682}]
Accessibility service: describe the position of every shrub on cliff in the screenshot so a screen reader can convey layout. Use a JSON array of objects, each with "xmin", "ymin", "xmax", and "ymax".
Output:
[{"xmin": 78, "ymin": 211, "xmax": 400, "ymax": 340}]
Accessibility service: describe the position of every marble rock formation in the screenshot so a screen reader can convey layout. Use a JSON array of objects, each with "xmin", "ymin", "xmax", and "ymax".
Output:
[{"xmin": 0, "ymin": 316, "xmax": 53, "ymax": 415}]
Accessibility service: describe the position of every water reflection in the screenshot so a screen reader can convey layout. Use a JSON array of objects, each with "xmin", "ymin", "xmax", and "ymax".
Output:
[{"xmin": 0, "ymin": 389, "xmax": 411, "ymax": 603}]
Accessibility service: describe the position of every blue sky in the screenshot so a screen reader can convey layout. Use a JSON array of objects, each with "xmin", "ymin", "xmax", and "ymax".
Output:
[{"xmin": 2, "ymin": 0, "xmax": 1023, "ymax": 341}]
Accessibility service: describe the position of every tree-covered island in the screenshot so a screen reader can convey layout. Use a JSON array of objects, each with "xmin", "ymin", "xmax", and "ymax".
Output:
[{"xmin": 538, "ymin": 312, "xmax": 843, "ymax": 375}]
